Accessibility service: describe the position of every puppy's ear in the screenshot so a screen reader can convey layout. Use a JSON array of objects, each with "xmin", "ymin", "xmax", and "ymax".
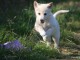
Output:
[
  {"xmin": 34, "ymin": 1, "xmax": 38, "ymax": 8},
  {"xmin": 48, "ymin": 2, "xmax": 53, "ymax": 8}
]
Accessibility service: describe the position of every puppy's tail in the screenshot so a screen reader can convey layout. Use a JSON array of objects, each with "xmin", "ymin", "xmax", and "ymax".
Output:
[{"xmin": 53, "ymin": 10, "xmax": 69, "ymax": 18}]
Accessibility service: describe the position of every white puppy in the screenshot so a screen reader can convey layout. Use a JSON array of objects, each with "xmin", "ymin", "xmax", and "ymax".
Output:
[{"xmin": 34, "ymin": 1, "xmax": 69, "ymax": 49}]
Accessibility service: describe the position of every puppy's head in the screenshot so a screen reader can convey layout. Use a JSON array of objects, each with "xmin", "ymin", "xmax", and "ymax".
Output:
[{"xmin": 34, "ymin": 1, "xmax": 53, "ymax": 23}]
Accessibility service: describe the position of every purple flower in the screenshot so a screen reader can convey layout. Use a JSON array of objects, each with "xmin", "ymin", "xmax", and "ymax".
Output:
[{"xmin": 3, "ymin": 40, "xmax": 24, "ymax": 50}]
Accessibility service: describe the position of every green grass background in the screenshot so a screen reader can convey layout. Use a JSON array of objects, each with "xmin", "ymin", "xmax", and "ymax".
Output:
[{"xmin": 0, "ymin": 0, "xmax": 80, "ymax": 60}]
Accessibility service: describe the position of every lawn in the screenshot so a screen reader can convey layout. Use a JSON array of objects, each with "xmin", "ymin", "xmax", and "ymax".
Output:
[{"xmin": 0, "ymin": 0, "xmax": 80, "ymax": 60}]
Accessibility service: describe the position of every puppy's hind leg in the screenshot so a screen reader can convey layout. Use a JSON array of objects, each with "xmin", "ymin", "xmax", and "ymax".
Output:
[
  {"xmin": 52, "ymin": 31, "xmax": 60, "ymax": 49},
  {"xmin": 53, "ymin": 37, "xmax": 59, "ymax": 49}
]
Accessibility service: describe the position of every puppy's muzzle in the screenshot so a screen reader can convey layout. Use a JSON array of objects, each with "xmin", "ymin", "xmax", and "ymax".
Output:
[{"xmin": 40, "ymin": 19, "xmax": 44, "ymax": 23}]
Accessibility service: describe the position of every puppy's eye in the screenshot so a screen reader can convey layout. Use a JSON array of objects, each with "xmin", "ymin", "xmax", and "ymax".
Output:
[
  {"xmin": 38, "ymin": 13, "xmax": 40, "ymax": 15},
  {"xmin": 44, "ymin": 13, "xmax": 47, "ymax": 15}
]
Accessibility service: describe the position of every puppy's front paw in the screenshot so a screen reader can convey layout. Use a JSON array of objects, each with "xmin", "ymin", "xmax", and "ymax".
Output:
[{"xmin": 40, "ymin": 31, "xmax": 46, "ymax": 36}]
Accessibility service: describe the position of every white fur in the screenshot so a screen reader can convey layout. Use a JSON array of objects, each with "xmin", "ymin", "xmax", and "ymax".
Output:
[
  {"xmin": 53, "ymin": 10, "xmax": 69, "ymax": 18},
  {"xmin": 34, "ymin": 1, "xmax": 69, "ymax": 49}
]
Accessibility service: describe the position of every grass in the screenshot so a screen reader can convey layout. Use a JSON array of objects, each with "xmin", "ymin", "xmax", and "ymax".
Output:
[{"xmin": 0, "ymin": 0, "xmax": 80, "ymax": 60}]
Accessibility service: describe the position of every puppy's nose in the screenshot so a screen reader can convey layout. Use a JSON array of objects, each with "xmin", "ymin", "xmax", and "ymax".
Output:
[{"xmin": 40, "ymin": 19, "xmax": 44, "ymax": 23}]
